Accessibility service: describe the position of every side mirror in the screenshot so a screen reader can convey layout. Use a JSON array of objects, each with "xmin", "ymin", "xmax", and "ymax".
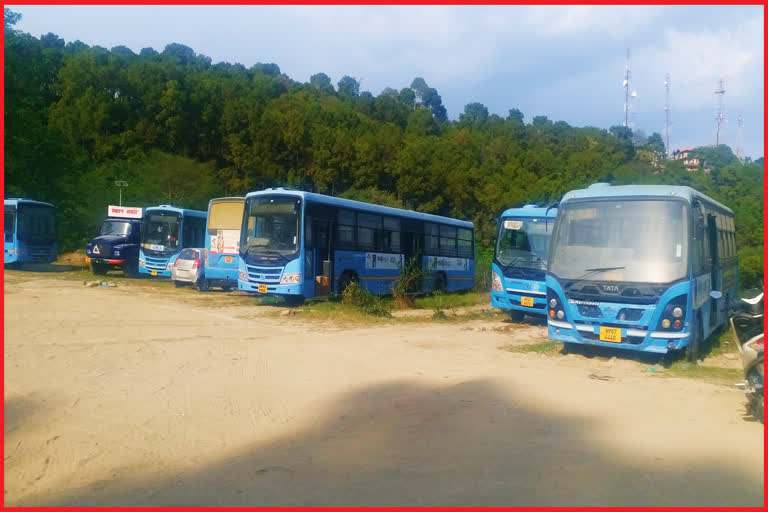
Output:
[{"xmin": 710, "ymin": 290, "xmax": 723, "ymax": 300}]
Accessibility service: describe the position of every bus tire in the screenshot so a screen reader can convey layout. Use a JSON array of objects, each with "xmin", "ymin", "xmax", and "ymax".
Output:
[
  {"xmin": 283, "ymin": 295, "xmax": 305, "ymax": 307},
  {"xmin": 91, "ymin": 262, "xmax": 108, "ymax": 275},
  {"xmin": 124, "ymin": 261, "xmax": 138, "ymax": 278},
  {"xmin": 434, "ymin": 272, "xmax": 447, "ymax": 293},
  {"xmin": 197, "ymin": 277, "xmax": 210, "ymax": 292},
  {"xmin": 508, "ymin": 310, "xmax": 525, "ymax": 323},
  {"xmin": 686, "ymin": 316, "xmax": 702, "ymax": 363},
  {"xmin": 339, "ymin": 271, "xmax": 358, "ymax": 295}
]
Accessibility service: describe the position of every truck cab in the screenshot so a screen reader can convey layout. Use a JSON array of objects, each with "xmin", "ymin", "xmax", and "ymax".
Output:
[{"xmin": 85, "ymin": 205, "xmax": 143, "ymax": 276}]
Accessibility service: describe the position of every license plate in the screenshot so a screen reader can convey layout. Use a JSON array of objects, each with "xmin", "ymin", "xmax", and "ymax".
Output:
[
  {"xmin": 225, "ymin": 256, "xmax": 233, "ymax": 263},
  {"xmin": 85, "ymin": 257, "xmax": 91, "ymax": 263},
  {"xmin": 151, "ymin": 270, "xmax": 157, "ymax": 276},
  {"xmin": 258, "ymin": 284, "xmax": 267, "ymax": 294},
  {"xmin": 521, "ymin": 296, "xmax": 534, "ymax": 307},
  {"xmin": 599, "ymin": 326, "xmax": 622, "ymax": 343}
]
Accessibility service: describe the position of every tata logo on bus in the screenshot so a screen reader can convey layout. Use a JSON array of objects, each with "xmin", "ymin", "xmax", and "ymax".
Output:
[
  {"xmin": 107, "ymin": 205, "xmax": 143, "ymax": 219},
  {"xmin": 601, "ymin": 284, "xmax": 620, "ymax": 294}
]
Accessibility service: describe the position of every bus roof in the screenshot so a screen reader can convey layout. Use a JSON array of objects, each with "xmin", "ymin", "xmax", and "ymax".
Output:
[
  {"xmin": 561, "ymin": 183, "xmax": 733, "ymax": 214},
  {"xmin": 209, "ymin": 197, "xmax": 244, "ymax": 204},
  {"xmin": 4, "ymin": 198, "xmax": 55, "ymax": 208},
  {"xmin": 244, "ymin": 188, "xmax": 474, "ymax": 229},
  {"xmin": 144, "ymin": 204, "xmax": 207, "ymax": 217},
  {"xmin": 500, "ymin": 204, "xmax": 557, "ymax": 219}
]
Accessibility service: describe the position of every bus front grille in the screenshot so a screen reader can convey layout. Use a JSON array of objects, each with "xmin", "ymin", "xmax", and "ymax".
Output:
[
  {"xmin": 245, "ymin": 264, "xmax": 283, "ymax": 284},
  {"xmin": 144, "ymin": 256, "xmax": 169, "ymax": 270}
]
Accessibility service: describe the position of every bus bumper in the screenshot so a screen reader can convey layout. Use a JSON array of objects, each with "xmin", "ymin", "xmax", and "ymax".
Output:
[
  {"xmin": 238, "ymin": 279, "xmax": 302, "ymax": 296},
  {"xmin": 5, "ymin": 251, "xmax": 18, "ymax": 264},
  {"xmin": 492, "ymin": 290, "xmax": 548, "ymax": 316},
  {"xmin": 139, "ymin": 266, "xmax": 172, "ymax": 278},
  {"xmin": 547, "ymin": 320, "xmax": 690, "ymax": 354}
]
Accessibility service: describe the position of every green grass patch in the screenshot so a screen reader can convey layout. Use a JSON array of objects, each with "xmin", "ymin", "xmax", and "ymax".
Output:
[
  {"xmin": 662, "ymin": 362, "xmax": 742, "ymax": 384},
  {"xmin": 414, "ymin": 291, "xmax": 489, "ymax": 309},
  {"xmin": 501, "ymin": 340, "xmax": 564, "ymax": 355}
]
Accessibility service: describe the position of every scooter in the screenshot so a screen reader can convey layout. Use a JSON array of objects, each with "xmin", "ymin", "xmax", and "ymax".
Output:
[{"xmin": 730, "ymin": 288, "xmax": 764, "ymax": 423}]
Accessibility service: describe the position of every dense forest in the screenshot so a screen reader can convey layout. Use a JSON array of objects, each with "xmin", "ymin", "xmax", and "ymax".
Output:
[{"xmin": 3, "ymin": 9, "xmax": 764, "ymax": 287}]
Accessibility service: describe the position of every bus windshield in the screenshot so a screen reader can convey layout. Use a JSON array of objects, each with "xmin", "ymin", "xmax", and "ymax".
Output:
[
  {"xmin": 142, "ymin": 212, "xmax": 181, "ymax": 253},
  {"xmin": 17, "ymin": 204, "xmax": 55, "ymax": 244},
  {"xmin": 495, "ymin": 217, "xmax": 552, "ymax": 270},
  {"xmin": 549, "ymin": 199, "xmax": 688, "ymax": 284},
  {"xmin": 4, "ymin": 207, "xmax": 16, "ymax": 243},
  {"xmin": 241, "ymin": 196, "xmax": 300, "ymax": 259},
  {"xmin": 100, "ymin": 220, "xmax": 132, "ymax": 236}
]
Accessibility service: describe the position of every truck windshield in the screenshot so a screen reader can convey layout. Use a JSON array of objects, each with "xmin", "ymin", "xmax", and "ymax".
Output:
[
  {"xmin": 241, "ymin": 196, "xmax": 301, "ymax": 260},
  {"xmin": 17, "ymin": 204, "xmax": 55, "ymax": 244},
  {"xmin": 495, "ymin": 217, "xmax": 552, "ymax": 270},
  {"xmin": 549, "ymin": 199, "xmax": 688, "ymax": 284},
  {"xmin": 100, "ymin": 220, "xmax": 132, "ymax": 236},
  {"xmin": 142, "ymin": 212, "xmax": 181, "ymax": 254}
]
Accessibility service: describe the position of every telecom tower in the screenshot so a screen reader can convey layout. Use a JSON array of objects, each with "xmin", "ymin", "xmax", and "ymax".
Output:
[
  {"xmin": 622, "ymin": 48, "xmax": 638, "ymax": 128},
  {"xmin": 664, "ymin": 73, "xmax": 671, "ymax": 155},
  {"xmin": 714, "ymin": 79, "xmax": 727, "ymax": 146},
  {"xmin": 736, "ymin": 113, "xmax": 744, "ymax": 160}
]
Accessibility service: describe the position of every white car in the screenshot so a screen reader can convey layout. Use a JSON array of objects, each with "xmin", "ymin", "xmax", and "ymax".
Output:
[{"xmin": 171, "ymin": 248, "xmax": 209, "ymax": 291}]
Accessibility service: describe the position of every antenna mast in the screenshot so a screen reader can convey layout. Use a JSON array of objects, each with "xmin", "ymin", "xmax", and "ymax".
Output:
[
  {"xmin": 622, "ymin": 48, "xmax": 637, "ymax": 129},
  {"xmin": 664, "ymin": 73, "xmax": 671, "ymax": 155},
  {"xmin": 714, "ymin": 79, "xmax": 727, "ymax": 146},
  {"xmin": 736, "ymin": 113, "xmax": 744, "ymax": 160}
]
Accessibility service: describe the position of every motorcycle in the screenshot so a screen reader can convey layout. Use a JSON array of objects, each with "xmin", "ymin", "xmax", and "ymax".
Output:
[{"xmin": 730, "ymin": 288, "xmax": 764, "ymax": 423}]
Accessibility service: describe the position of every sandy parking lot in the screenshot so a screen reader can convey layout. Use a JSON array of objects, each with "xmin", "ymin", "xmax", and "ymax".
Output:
[{"xmin": 4, "ymin": 267, "xmax": 764, "ymax": 506}]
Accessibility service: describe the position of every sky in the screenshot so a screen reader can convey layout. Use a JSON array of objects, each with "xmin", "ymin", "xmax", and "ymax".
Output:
[{"xmin": 9, "ymin": 5, "xmax": 765, "ymax": 159}]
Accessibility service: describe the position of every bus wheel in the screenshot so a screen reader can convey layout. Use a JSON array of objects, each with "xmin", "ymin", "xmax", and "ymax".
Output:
[
  {"xmin": 339, "ymin": 271, "xmax": 358, "ymax": 295},
  {"xmin": 91, "ymin": 262, "xmax": 108, "ymax": 275},
  {"xmin": 434, "ymin": 272, "xmax": 447, "ymax": 293},
  {"xmin": 284, "ymin": 295, "xmax": 305, "ymax": 307},
  {"xmin": 222, "ymin": 285, "xmax": 232, "ymax": 292},
  {"xmin": 124, "ymin": 261, "xmax": 138, "ymax": 278},
  {"xmin": 197, "ymin": 277, "xmax": 210, "ymax": 292},
  {"xmin": 686, "ymin": 317, "xmax": 702, "ymax": 363},
  {"xmin": 508, "ymin": 310, "xmax": 525, "ymax": 323}
]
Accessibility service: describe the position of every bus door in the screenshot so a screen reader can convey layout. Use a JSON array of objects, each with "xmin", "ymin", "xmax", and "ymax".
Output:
[
  {"xmin": 305, "ymin": 205, "xmax": 334, "ymax": 297},
  {"xmin": 401, "ymin": 219, "xmax": 424, "ymax": 292},
  {"xmin": 707, "ymin": 213, "xmax": 721, "ymax": 328}
]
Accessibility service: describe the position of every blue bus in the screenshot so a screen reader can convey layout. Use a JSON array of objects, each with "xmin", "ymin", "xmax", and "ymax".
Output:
[
  {"xmin": 204, "ymin": 197, "xmax": 245, "ymax": 290},
  {"xmin": 491, "ymin": 204, "xmax": 557, "ymax": 321},
  {"xmin": 138, "ymin": 205, "xmax": 207, "ymax": 278},
  {"xmin": 4, "ymin": 198, "xmax": 57, "ymax": 266},
  {"xmin": 237, "ymin": 188, "xmax": 475, "ymax": 306},
  {"xmin": 546, "ymin": 183, "xmax": 738, "ymax": 360}
]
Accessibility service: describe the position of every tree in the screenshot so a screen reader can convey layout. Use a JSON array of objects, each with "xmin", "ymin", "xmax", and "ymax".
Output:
[
  {"xmin": 644, "ymin": 132, "xmax": 666, "ymax": 157},
  {"xmin": 507, "ymin": 108, "xmax": 524, "ymax": 125},
  {"xmin": 309, "ymin": 72, "xmax": 335, "ymax": 94},
  {"xmin": 4, "ymin": 7, "xmax": 21, "ymax": 30},
  {"xmin": 337, "ymin": 75, "xmax": 360, "ymax": 100},
  {"xmin": 460, "ymin": 102, "xmax": 489, "ymax": 125}
]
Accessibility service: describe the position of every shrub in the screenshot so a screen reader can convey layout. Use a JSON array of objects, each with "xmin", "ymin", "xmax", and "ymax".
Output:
[
  {"xmin": 341, "ymin": 281, "xmax": 392, "ymax": 317},
  {"xmin": 391, "ymin": 255, "xmax": 425, "ymax": 308}
]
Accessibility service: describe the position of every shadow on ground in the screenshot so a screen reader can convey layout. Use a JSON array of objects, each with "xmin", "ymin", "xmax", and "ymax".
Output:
[{"xmin": 18, "ymin": 379, "xmax": 763, "ymax": 507}]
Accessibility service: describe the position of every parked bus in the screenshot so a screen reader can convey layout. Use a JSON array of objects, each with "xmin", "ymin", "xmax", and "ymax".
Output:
[
  {"xmin": 204, "ymin": 197, "xmax": 245, "ymax": 290},
  {"xmin": 138, "ymin": 205, "xmax": 207, "ymax": 278},
  {"xmin": 491, "ymin": 204, "xmax": 557, "ymax": 321},
  {"xmin": 546, "ymin": 183, "xmax": 738, "ymax": 360},
  {"xmin": 237, "ymin": 188, "xmax": 475, "ymax": 306},
  {"xmin": 4, "ymin": 198, "xmax": 57, "ymax": 266}
]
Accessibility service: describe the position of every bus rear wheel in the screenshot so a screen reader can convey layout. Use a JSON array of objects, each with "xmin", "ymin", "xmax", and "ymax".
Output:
[
  {"xmin": 91, "ymin": 262, "xmax": 108, "ymax": 275},
  {"xmin": 434, "ymin": 272, "xmax": 447, "ymax": 293}
]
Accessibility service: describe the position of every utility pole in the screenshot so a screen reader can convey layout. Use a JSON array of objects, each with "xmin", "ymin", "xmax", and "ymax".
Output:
[
  {"xmin": 664, "ymin": 73, "xmax": 671, "ymax": 155},
  {"xmin": 714, "ymin": 79, "xmax": 727, "ymax": 146},
  {"xmin": 736, "ymin": 113, "xmax": 744, "ymax": 160},
  {"xmin": 115, "ymin": 181, "xmax": 128, "ymax": 206}
]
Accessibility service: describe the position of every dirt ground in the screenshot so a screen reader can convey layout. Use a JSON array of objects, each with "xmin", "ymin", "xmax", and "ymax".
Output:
[{"xmin": 3, "ymin": 264, "xmax": 764, "ymax": 506}]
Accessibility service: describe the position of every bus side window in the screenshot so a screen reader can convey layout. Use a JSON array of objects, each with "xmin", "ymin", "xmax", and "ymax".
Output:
[{"xmin": 425, "ymin": 223, "xmax": 439, "ymax": 256}]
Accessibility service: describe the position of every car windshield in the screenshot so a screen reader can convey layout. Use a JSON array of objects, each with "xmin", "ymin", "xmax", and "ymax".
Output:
[
  {"xmin": 17, "ymin": 204, "xmax": 55, "ymax": 244},
  {"xmin": 100, "ymin": 220, "xmax": 131, "ymax": 236},
  {"xmin": 549, "ymin": 199, "xmax": 688, "ymax": 284},
  {"xmin": 241, "ymin": 196, "xmax": 301, "ymax": 259},
  {"xmin": 142, "ymin": 212, "xmax": 181, "ymax": 253},
  {"xmin": 179, "ymin": 249, "xmax": 199, "ymax": 260},
  {"xmin": 495, "ymin": 217, "xmax": 553, "ymax": 270}
]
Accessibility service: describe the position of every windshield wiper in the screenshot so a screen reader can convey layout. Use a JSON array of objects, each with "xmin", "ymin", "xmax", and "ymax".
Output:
[{"xmin": 564, "ymin": 266, "xmax": 626, "ymax": 291}]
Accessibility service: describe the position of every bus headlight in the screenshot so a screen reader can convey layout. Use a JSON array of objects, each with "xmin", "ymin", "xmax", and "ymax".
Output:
[
  {"xmin": 139, "ymin": 259, "xmax": 145, "ymax": 267},
  {"xmin": 280, "ymin": 273, "xmax": 302, "ymax": 285},
  {"xmin": 166, "ymin": 263, "xmax": 174, "ymax": 270},
  {"xmin": 549, "ymin": 298, "xmax": 557, "ymax": 308},
  {"xmin": 239, "ymin": 270, "xmax": 247, "ymax": 281},
  {"xmin": 661, "ymin": 319, "xmax": 671, "ymax": 329},
  {"xmin": 557, "ymin": 310, "xmax": 565, "ymax": 320},
  {"xmin": 672, "ymin": 307, "xmax": 683, "ymax": 318},
  {"xmin": 492, "ymin": 271, "xmax": 503, "ymax": 292}
]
